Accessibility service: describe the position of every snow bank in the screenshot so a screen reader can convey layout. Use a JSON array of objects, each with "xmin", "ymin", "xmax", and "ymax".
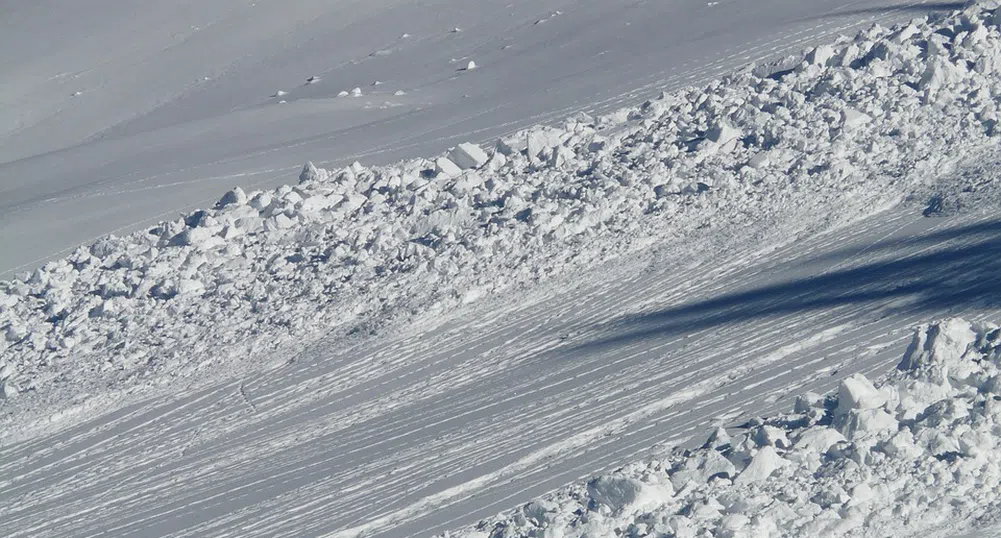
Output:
[
  {"xmin": 443, "ymin": 318, "xmax": 1001, "ymax": 538},
  {"xmin": 4, "ymin": 2, "xmax": 1001, "ymax": 437}
]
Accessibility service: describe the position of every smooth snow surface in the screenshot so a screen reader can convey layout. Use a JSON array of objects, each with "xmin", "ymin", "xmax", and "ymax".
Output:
[
  {"xmin": 7, "ymin": 2, "xmax": 1001, "ymax": 538},
  {"xmin": 0, "ymin": 0, "xmax": 964, "ymax": 278}
]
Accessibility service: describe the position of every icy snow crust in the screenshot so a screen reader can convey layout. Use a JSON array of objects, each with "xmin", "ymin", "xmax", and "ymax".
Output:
[
  {"xmin": 444, "ymin": 318, "xmax": 1001, "ymax": 538},
  {"xmin": 5, "ymin": 4, "xmax": 1001, "ymax": 439}
]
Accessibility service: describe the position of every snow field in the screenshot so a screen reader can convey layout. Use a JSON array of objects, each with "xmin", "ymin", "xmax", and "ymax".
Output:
[
  {"xmin": 5, "ymin": 2, "xmax": 1001, "ymax": 444},
  {"xmin": 444, "ymin": 318, "xmax": 1001, "ymax": 538}
]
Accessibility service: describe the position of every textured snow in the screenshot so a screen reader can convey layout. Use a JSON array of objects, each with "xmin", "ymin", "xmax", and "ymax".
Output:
[
  {"xmin": 5, "ymin": 3, "xmax": 1001, "ymax": 537},
  {"xmin": 444, "ymin": 318, "xmax": 1001, "ymax": 538},
  {"xmin": 5, "ymin": 2, "xmax": 1001, "ymax": 444}
]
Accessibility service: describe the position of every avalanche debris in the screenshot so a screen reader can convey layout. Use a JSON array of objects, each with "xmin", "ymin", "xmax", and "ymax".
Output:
[
  {"xmin": 5, "ymin": 3, "xmax": 1001, "ymax": 448},
  {"xmin": 445, "ymin": 318, "xmax": 1001, "ymax": 537}
]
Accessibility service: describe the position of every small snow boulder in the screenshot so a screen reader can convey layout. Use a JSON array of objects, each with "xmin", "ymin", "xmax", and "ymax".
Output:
[
  {"xmin": 435, "ymin": 157, "xmax": 463, "ymax": 178},
  {"xmin": 448, "ymin": 143, "xmax": 490, "ymax": 170},
  {"xmin": 794, "ymin": 427, "xmax": 847, "ymax": 454},
  {"xmin": 898, "ymin": 319, "xmax": 976, "ymax": 374},
  {"xmin": 300, "ymin": 161, "xmax": 329, "ymax": 184},
  {"xmin": 587, "ymin": 475, "xmax": 644, "ymax": 512},
  {"xmin": 807, "ymin": 44, "xmax": 836, "ymax": 66},
  {"xmin": 217, "ymin": 187, "xmax": 248, "ymax": 207},
  {"xmin": 734, "ymin": 446, "xmax": 784, "ymax": 485},
  {"xmin": 836, "ymin": 374, "xmax": 886, "ymax": 417},
  {"xmin": 839, "ymin": 408, "xmax": 899, "ymax": 439},
  {"xmin": 707, "ymin": 121, "xmax": 742, "ymax": 145},
  {"xmin": 670, "ymin": 447, "xmax": 736, "ymax": 488},
  {"xmin": 841, "ymin": 108, "xmax": 872, "ymax": 130}
]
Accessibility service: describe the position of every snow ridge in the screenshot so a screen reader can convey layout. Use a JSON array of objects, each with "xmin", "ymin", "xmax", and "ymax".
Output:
[
  {"xmin": 443, "ymin": 318, "xmax": 1001, "ymax": 538},
  {"xmin": 4, "ymin": 3, "xmax": 1001, "ymax": 441}
]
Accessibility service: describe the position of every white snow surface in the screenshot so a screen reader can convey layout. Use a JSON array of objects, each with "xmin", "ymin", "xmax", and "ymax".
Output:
[
  {"xmin": 445, "ymin": 318, "xmax": 1001, "ymax": 538},
  {"xmin": 4, "ymin": 1, "xmax": 1001, "ymax": 439},
  {"xmin": 0, "ymin": 0, "xmax": 963, "ymax": 278},
  {"xmin": 6, "ymin": 2, "xmax": 1001, "ymax": 538}
]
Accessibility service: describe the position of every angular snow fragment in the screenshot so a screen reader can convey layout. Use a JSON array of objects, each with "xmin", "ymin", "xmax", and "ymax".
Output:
[
  {"xmin": 747, "ymin": 152, "xmax": 771, "ymax": 169},
  {"xmin": 549, "ymin": 145, "xmax": 570, "ymax": 169},
  {"xmin": 300, "ymin": 161, "xmax": 329, "ymax": 184},
  {"xmin": 794, "ymin": 427, "xmax": 847, "ymax": 454},
  {"xmin": 587, "ymin": 474, "xmax": 670, "ymax": 513},
  {"xmin": 839, "ymin": 408, "xmax": 898, "ymax": 439},
  {"xmin": 706, "ymin": 121, "xmax": 741, "ymax": 145},
  {"xmin": 217, "ymin": 186, "xmax": 248, "ymax": 207},
  {"xmin": 264, "ymin": 213, "xmax": 296, "ymax": 231},
  {"xmin": 841, "ymin": 108, "xmax": 871, "ymax": 130},
  {"xmin": 670, "ymin": 448, "xmax": 736, "ymax": 489},
  {"xmin": 297, "ymin": 193, "xmax": 344, "ymax": 214},
  {"xmin": 835, "ymin": 374, "xmax": 886, "ymax": 416},
  {"xmin": 794, "ymin": 392, "xmax": 825, "ymax": 414},
  {"xmin": 752, "ymin": 425, "xmax": 790, "ymax": 449},
  {"xmin": 898, "ymin": 319, "xmax": 976, "ymax": 375},
  {"xmin": 807, "ymin": 44, "xmax": 836, "ymax": 66},
  {"xmin": 526, "ymin": 128, "xmax": 564, "ymax": 160},
  {"xmin": 703, "ymin": 427, "xmax": 731, "ymax": 450},
  {"xmin": 340, "ymin": 193, "xmax": 368, "ymax": 213},
  {"xmin": 448, "ymin": 143, "xmax": 489, "ymax": 170},
  {"xmin": 171, "ymin": 227, "xmax": 225, "ymax": 250},
  {"xmin": 587, "ymin": 475, "xmax": 644, "ymax": 511},
  {"xmin": 734, "ymin": 446, "xmax": 783, "ymax": 485},
  {"xmin": 435, "ymin": 157, "xmax": 463, "ymax": 178}
]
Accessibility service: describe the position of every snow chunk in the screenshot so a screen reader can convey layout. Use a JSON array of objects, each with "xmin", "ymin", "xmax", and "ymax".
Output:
[
  {"xmin": 707, "ymin": 121, "xmax": 741, "ymax": 145},
  {"xmin": 898, "ymin": 318, "xmax": 977, "ymax": 375},
  {"xmin": 587, "ymin": 474, "xmax": 670, "ymax": 513},
  {"xmin": 734, "ymin": 446, "xmax": 783, "ymax": 485},
  {"xmin": 448, "ymin": 143, "xmax": 489, "ymax": 170},
  {"xmin": 300, "ymin": 161, "xmax": 329, "ymax": 184},
  {"xmin": 435, "ymin": 157, "xmax": 463, "ymax": 178},
  {"xmin": 841, "ymin": 108, "xmax": 872, "ymax": 130},
  {"xmin": 835, "ymin": 374, "xmax": 886, "ymax": 416},
  {"xmin": 217, "ymin": 187, "xmax": 248, "ymax": 208},
  {"xmin": 794, "ymin": 427, "xmax": 847, "ymax": 454}
]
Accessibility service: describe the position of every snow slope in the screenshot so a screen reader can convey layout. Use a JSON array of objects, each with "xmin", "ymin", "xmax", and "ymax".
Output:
[
  {"xmin": 7, "ymin": 3, "xmax": 1001, "ymax": 537},
  {"xmin": 447, "ymin": 318, "xmax": 1001, "ymax": 538},
  {"xmin": 0, "ymin": 0, "xmax": 964, "ymax": 278}
]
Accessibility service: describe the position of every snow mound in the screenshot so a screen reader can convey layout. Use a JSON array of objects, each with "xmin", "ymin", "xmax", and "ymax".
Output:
[
  {"xmin": 444, "ymin": 318, "xmax": 1001, "ymax": 537},
  {"xmin": 5, "ymin": 2, "xmax": 1001, "ymax": 440}
]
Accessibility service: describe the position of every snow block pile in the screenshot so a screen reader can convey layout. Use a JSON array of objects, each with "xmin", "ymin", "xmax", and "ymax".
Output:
[
  {"xmin": 4, "ymin": 3, "xmax": 1001, "ymax": 433},
  {"xmin": 443, "ymin": 318, "xmax": 1001, "ymax": 538}
]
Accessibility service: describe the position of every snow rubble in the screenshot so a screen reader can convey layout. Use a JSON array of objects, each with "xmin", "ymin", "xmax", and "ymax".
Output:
[
  {"xmin": 4, "ymin": 2, "xmax": 1001, "ymax": 442},
  {"xmin": 442, "ymin": 318, "xmax": 1001, "ymax": 538}
]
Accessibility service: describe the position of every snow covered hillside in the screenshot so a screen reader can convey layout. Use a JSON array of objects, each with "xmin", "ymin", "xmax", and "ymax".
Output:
[
  {"xmin": 6, "ymin": 1, "xmax": 1001, "ymax": 538},
  {"xmin": 445, "ymin": 318, "xmax": 1001, "ymax": 538},
  {"xmin": 0, "ymin": 0, "xmax": 962, "ymax": 279}
]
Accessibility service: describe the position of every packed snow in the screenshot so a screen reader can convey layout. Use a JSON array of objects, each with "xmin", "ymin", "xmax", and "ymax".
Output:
[
  {"xmin": 444, "ymin": 318, "xmax": 1001, "ymax": 538},
  {"xmin": 0, "ymin": 0, "xmax": 956, "ymax": 278},
  {"xmin": 5, "ymin": 2, "xmax": 1001, "ymax": 442},
  {"xmin": 5, "ymin": 2, "xmax": 1001, "ymax": 537}
]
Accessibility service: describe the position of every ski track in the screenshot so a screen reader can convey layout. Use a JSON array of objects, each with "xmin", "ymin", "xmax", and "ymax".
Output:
[{"xmin": 4, "ymin": 206, "xmax": 1000, "ymax": 537}]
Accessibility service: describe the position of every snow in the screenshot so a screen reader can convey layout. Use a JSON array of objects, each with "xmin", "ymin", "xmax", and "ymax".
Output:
[
  {"xmin": 445, "ymin": 318, "xmax": 1001, "ymax": 538},
  {"xmin": 5, "ymin": 2, "xmax": 1001, "ymax": 537},
  {"xmin": 0, "ymin": 0, "xmax": 953, "ymax": 279},
  {"xmin": 2, "ymin": 0, "xmax": 1001, "ymax": 455}
]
